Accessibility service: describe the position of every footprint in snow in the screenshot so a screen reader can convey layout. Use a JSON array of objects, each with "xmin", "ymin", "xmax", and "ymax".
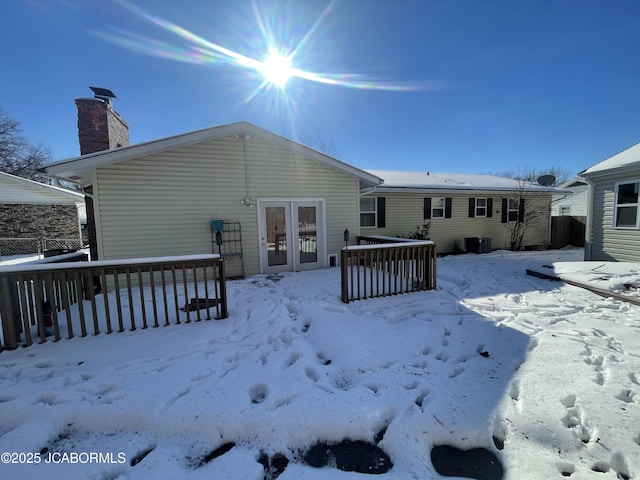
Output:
[
  {"xmin": 561, "ymin": 394, "xmax": 598, "ymax": 444},
  {"xmin": 249, "ymin": 383, "xmax": 269, "ymax": 404},
  {"xmin": 286, "ymin": 351, "xmax": 301, "ymax": 366},
  {"xmin": 615, "ymin": 390, "xmax": 636, "ymax": 404}
]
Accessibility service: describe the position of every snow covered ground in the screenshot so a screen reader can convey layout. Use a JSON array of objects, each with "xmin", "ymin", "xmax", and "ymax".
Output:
[{"xmin": 0, "ymin": 248, "xmax": 639, "ymax": 479}]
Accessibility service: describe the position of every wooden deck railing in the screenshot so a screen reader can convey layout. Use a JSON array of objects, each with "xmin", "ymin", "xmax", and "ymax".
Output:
[
  {"xmin": 0, "ymin": 254, "xmax": 228, "ymax": 351},
  {"xmin": 341, "ymin": 240, "xmax": 437, "ymax": 303}
]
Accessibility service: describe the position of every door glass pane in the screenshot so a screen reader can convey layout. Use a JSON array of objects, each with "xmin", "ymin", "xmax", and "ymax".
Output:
[
  {"xmin": 298, "ymin": 206, "xmax": 317, "ymax": 263},
  {"xmin": 266, "ymin": 207, "xmax": 287, "ymax": 266}
]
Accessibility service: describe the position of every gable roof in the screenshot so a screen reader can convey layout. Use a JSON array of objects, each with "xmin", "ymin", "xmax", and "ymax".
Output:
[
  {"xmin": 581, "ymin": 141, "xmax": 640, "ymax": 176},
  {"xmin": 368, "ymin": 170, "xmax": 566, "ymax": 194},
  {"xmin": 0, "ymin": 171, "xmax": 84, "ymax": 205},
  {"xmin": 42, "ymin": 121, "xmax": 382, "ymax": 189}
]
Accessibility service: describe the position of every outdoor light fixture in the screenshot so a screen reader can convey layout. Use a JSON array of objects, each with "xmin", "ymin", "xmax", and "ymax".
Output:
[
  {"xmin": 240, "ymin": 196, "xmax": 255, "ymax": 207},
  {"xmin": 344, "ymin": 228, "xmax": 350, "ymax": 250}
]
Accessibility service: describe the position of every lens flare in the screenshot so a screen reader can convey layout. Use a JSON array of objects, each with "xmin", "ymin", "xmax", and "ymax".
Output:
[
  {"xmin": 96, "ymin": 0, "xmax": 437, "ymax": 97},
  {"xmin": 259, "ymin": 49, "xmax": 294, "ymax": 89}
]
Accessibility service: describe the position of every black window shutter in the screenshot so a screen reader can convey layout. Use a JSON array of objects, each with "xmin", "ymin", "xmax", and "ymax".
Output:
[
  {"xmin": 487, "ymin": 198, "xmax": 493, "ymax": 218},
  {"xmin": 445, "ymin": 198, "xmax": 452, "ymax": 218},
  {"xmin": 424, "ymin": 198, "xmax": 431, "ymax": 220},
  {"xmin": 468, "ymin": 198, "xmax": 475, "ymax": 217},
  {"xmin": 518, "ymin": 198, "xmax": 525, "ymax": 222},
  {"xmin": 501, "ymin": 198, "xmax": 507, "ymax": 223},
  {"xmin": 377, "ymin": 197, "xmax": 386, "ymax": 228}
]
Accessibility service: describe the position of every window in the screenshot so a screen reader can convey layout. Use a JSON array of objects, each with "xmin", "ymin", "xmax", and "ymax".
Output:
[
  {"xmin": 468, "ymin": 198, "xmax": 493, "ymax": 218},
  {"xmin": 360, "ymin": 197, "xmax": 377, "ymax": 227},
  {"xmin": 424, "ymin": 197, "xmax": 452, "ymax": 219},
  {"xmin": 614, "ymin": 180, "xmax": 640, "ymax": 228},
  {"xmin": 501, "ymin": 198, "xmax": 525, "ymax": 223},
  {"xmin": 475, "ymin": 198, "xmax": 487, "ymax": 217},
  {"xmin": 507, "ymin": 198, "xmax": 520, "ymax": 222},
  {"xmin": 432, "ymin": 197, "xmax": 445, "ymax": 218}
]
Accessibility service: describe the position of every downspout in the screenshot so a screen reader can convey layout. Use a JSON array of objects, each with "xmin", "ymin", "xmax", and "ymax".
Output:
[{"xmin": 583, "ymin": 175, "xmax": 595, "ymax": 260}]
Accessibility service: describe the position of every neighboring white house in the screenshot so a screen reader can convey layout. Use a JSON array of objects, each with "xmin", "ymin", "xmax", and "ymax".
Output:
[
  {"xmin": 581, "ymin": 141, "xmax": 640, "ymax": 262},
  {"xmin": 551, "ymin": 177, "xmax": 589, "ymax": 217},
  {"xmin": 0, "ymin": 171, "xmax": 85, "ymax": 255}
]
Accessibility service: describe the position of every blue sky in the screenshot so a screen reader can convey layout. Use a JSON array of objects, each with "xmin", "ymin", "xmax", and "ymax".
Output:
[{"xmin": 2, "ymin": 0, "xmax": 640, "ymax": 177}]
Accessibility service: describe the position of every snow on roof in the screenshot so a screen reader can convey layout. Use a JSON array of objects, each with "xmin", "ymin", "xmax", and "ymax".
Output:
[
  {"xmin": 581, "ymin": 141, "xmax": 640, "ymax": 176},
  {"xmin": 368, "ymin": 170, "xmax": 562, "ymax": 193}
]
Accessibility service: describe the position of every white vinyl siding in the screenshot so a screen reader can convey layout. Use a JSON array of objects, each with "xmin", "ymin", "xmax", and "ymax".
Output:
[
  {"xmin": 551, "ymin": 184, "xmax": 588, "ymax": 216},
  {"xmin": 362, "ymin": 192, "xmax": 551, "ymax": 253},
  {"xmin": 587, "ymin": 171, "xmax": 640, "ymax": 262},
  {"xmin": 93, "ymin": 136, "xmax": 360, "ymax": 277}
]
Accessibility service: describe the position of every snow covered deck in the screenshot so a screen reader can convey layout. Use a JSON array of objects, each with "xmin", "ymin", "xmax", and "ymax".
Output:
[{"xmin": 0, "ymin": 255, "xmax": 228, "ymax": 350}]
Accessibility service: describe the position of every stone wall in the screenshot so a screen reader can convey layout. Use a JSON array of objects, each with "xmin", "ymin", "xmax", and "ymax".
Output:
[{"xmin": 0, "ymin": 203, "xmax": 80, "ymax": 239}]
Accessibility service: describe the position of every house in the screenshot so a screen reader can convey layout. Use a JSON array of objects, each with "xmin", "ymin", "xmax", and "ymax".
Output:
[
  {"xmin": 548, "ymin": 178, "xmax": 588, "ymax": 249},
  {"xmin": 41, "ymin": 91, "xmax": 563, "ymax": 276},
  {"xmin": 551, "ymin": 178, "xmax": 589, "ymax": 217},
  {"xmin": 361, "ymin": 170, "xmax": 563, "ymax": 253},
  {"xmin": 581, "ymin": 141, "xmax": 640, "ymax": 262},
  {"xmin": 0, "ymin": 171, "xmax": 85, "ymax": 256},
  {"xmin": 43, "ymin": 117, "xmax": 381, "ymax": 278}
]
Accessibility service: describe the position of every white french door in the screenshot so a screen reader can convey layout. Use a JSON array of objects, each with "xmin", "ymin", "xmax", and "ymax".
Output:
[{"xmin": 259, "ymin": 199, "xmax": 326, "ymax": 273}]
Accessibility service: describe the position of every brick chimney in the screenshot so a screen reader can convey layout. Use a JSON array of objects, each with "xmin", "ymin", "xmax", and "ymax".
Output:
[
  {"xmin": 75, "ymin": 87, "xmax": 129, "ymax": 261},
  {"xmin": 76, "ymin": 89, "xmax": 129, "ymax": 155}
]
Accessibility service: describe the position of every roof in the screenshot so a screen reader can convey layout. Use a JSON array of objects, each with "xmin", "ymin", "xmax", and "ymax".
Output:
[
  {"xmin": 0, "ymin": 171, "xmax": 85, "ymax": 205},
  {"xmin": 43, "ymin": 121, "xmax": 382, "ymax": 189},
  {"xmin": 581, "ymin": 141, "xmax": 640, "ymax": 176},
  {"xmin": 559, "ymin": 177, "xmax": 588, "ymax": 188},
  {"xmin": 368, "ymin": 170, "xmax": 566, "ymax": 194}
]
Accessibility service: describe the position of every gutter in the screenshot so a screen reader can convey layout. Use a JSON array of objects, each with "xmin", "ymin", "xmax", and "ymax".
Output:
[
  {"xmin": 360, "ymin": 185, "xmax": 378, "ymax": 196},
  {"xmin": 581, "ymin": 174, "xmax": 595, "ymax": 261}
]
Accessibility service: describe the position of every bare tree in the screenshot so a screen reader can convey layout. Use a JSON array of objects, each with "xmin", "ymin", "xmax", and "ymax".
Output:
[
  {"xmin": 490, "ymin": 165, "xmax": 572, "ymax": 187},
  {"xmin": 299, "ymin": 133, "xmax": 338, "ymax": 158},
  {"xmin": 503, "ymin": 177, "xmax": 552, "ymax": 251},
  {"xmin": 0, "ymin": 107, "xmax": 51, "ymax": 182}
]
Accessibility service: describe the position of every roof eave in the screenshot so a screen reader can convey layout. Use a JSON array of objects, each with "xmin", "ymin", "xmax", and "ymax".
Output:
[
  {"xmin": 42, "ymin": 121, "xmax": 382, "ymax": 187},
  {"xmin": 581, "ymin": 161, "xmax": 640, "ymax": 178}
]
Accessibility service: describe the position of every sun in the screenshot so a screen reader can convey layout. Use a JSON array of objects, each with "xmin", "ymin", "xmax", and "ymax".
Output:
[{"xmin": 259, "ymin": 49, "xmax": 295, "ymax": 89}]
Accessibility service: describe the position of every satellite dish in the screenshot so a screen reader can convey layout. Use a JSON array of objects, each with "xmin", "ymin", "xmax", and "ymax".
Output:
[{"xmin": 537, "ymin": 174, "xmax": 556, "ymax": 187}]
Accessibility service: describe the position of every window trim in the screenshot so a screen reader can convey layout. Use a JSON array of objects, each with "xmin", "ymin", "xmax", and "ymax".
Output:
[
  {"xmin": 475, "ymin": 198, "xmax": 488, "ymax": 217},
  {"xmin": 359, "ymin": 197, "xmax": 377, "ymax": 228},
  {"xmin": 507, "ymin": 198, "xmax": 520, "ymax": 222},
  {"xmin": 431, "ymin": 197, "xmax": 446, "ymax": 219},
  {"xmin": 613, "ymin": 179, "xmax": 640, "ymax": 229}
]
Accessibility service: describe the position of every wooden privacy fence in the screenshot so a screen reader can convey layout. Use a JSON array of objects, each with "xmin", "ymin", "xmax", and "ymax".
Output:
[
  {"xmin": 341, "ymin": 238, "xmax": 437, "ymax": 303},
  {"xmin": 550, "ymin": 216, "xmax": 586, "ymax": 249},
  {"xmin": 0, "ymin": 254, "xmax": 228, "ymax": 351}
]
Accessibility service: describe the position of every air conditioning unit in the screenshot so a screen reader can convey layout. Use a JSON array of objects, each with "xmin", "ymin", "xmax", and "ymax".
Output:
[{"xmin": 465, "ymin": 237, "xmax": 492, "ymax": 254}]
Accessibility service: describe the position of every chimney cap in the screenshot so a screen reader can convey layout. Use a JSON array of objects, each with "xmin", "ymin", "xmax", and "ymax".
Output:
[{"xmin": 89, "ymin": 86, "xmax": 116, "ymax": 103}]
